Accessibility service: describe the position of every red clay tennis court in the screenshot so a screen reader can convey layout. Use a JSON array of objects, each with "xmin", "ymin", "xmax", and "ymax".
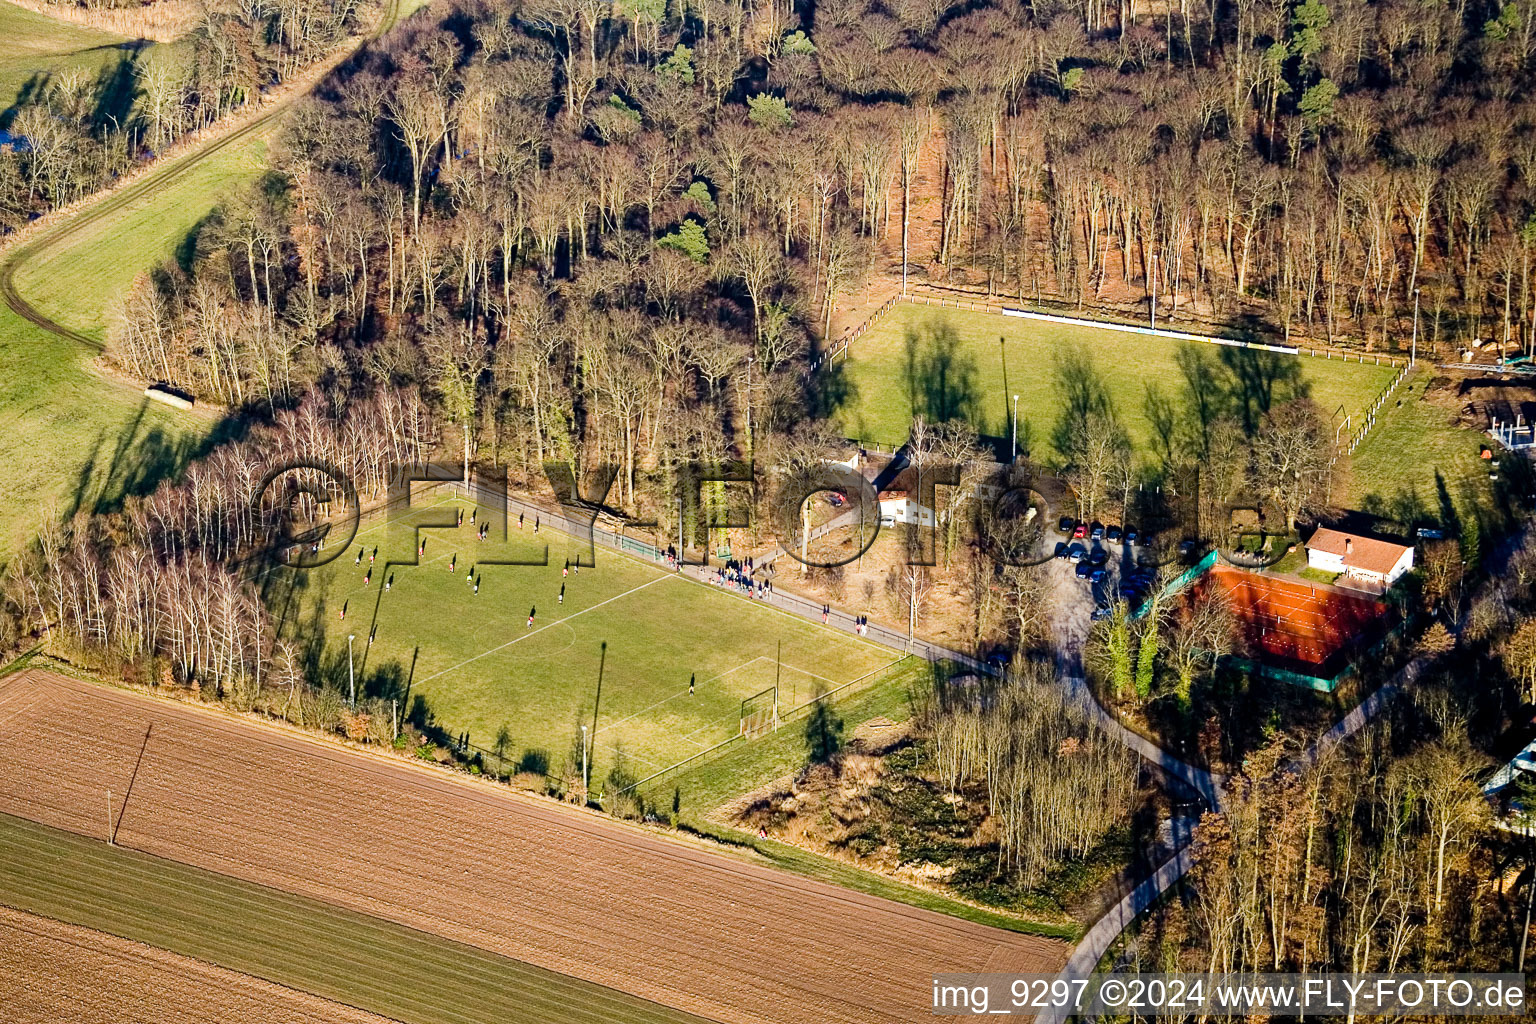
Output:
[{"xmin": 1195, "ymin": 564, "xmax": 1391, "ymax": 669}]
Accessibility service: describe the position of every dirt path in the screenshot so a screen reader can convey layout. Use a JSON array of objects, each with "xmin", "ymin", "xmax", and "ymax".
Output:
[
  {"xmin": 0, "ymin": 0, "xmax": 408, "ymax": 352},
  {"xmin": 0, "ymin": 669, "xmax": 1066, "ymax": 1024},
  {"xmin": 0, "ymin": 904, "xmax": 393, "ymax": 1024}
]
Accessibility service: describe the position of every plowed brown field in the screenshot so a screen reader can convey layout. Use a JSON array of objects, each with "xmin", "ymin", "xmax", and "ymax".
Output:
[
  {"xmin": 0, "ymin": 905, "xmax": 391, "ymax": 1024},
  {"xmin": 0, "ymin": 670, "xmax": 1066, "ymax": 1024}
]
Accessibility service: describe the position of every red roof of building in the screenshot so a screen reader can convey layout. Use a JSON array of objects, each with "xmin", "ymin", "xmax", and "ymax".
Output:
[{"xmin": 1306, "ymin": 527, "xmax": 1411, "ymax": 577}]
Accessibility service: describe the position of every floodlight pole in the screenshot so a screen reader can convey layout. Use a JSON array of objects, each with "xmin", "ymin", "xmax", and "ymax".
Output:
[
  {"xmin": 347, "ymin": 633, "xmax": 356, "ymax": 707},
  {"xmin": 580, "ymin": 724, "xmax": 589, "ymax": 801},
  {"xmin": 1011, "ymin": 394, "xmax": 1020, "ymax": 463},
  {"xmin": 1149, "ymin": 252, "xmax": 1158, "ymax": 331}
]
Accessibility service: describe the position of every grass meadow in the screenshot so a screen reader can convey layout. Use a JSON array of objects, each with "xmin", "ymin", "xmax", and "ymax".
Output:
[
  {"xmin": 0, "ymin": 811, "xmax": 711, "ymax": 1024},
  {"xmin": 0, "ymin": 1, "xmax": 141, "ymax": 120},
  {"xmin": 0, "ymin": 97, "xmax": 275, "ymax": 557},
  {"xmin": 831, "ymin": 302, "xmax": 1488, "ymax": 511},
  {"xmin": 275, "ymin": 495, "xmax": 900, "ymax": 784},
  {"xmin": 832, "ymin": 303, "xmax": 1399, "ymax": 451}
]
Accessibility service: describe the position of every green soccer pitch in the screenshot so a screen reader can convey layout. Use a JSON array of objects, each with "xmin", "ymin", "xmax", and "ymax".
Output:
[
  {"xmin": 277, "ymin": 494, "xmax": 899, "ymax": 782},
  {"xmin": 831, "ymin": 303, "xmax": 1401, "ymax": 457}
]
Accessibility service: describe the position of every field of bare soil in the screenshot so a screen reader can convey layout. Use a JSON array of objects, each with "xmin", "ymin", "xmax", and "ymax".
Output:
[
  {"xmin": 0, "ymin": 905, "xmax": 390, "ymax": 1024},
  {"xmin": 0, "ymin": 670, "xmax": 1067, "ymax": 1024}
]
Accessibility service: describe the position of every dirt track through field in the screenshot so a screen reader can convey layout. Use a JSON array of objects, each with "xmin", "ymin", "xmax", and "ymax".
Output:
[
  {"xmin": 0, "ymin": 670, "xmax": 1066, "ymax": 1024},
  {"xmin": 0, "ymin": 905, "xmax": 393, "ymax": 1024},
  {"xmin": 0, "ymin": 0, "xmax": 408, "ymax": 351}
]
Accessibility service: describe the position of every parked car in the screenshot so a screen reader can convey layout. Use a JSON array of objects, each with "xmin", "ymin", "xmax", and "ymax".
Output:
[
  {"xmin": 1057, "ymin": 515, "xmax": 1076, "ymax": 534},
  {"xmin": 1091, "ymin": 567, "xmax": 1108, "ymax": 582},
  {"xmin": 1053, "ymin": 541, "xmax": 1069, "ymax": 559},
  {"xmin": 1089, "ymin": 548, "xmax": 1109, "ymax": 567},
  {"xmin": 1066, "ymin": 543, "xmax": 1087, "ymax": 563},
  {"xmin": 1105, "ymin": 525, "xmax": 1122, "ymax": 542},
  {"xmin": 1090, "ymin": 522, "xmax": 1105, "ymax": 540},
  {"xmin": 1091, "ymin": 604, "xmax": 1113, "ymax": 621},
  {"xmin": 1123, "ymin": 528, "xmax": 1139, "ymax": 545},
  {"xmin": 1072, "ymin": 523, "xmax": 1088, "ymax": 539},
  {"xmin": 1178, "ymin": 539, "xmax": 1201, "ymax": 559},
  {"xmin": 1075, "ymin": 561, "xmax": 1094, "ymax": 579}
]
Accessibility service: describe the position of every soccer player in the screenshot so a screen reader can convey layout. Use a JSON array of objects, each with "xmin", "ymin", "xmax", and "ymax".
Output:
[
  {"xmin": 527, "ymin": 606, "xmax": 536, "ymax": 628},
  {"xmin": 559, "ymin": 583, "xmax": 565, "ymax": 604},
  {"xmin": 449, "ymin": 554, "xmax": 456, "ymax": 573},
  {"xmin": 355, "ymin": 548, "xmax": 363, "ymax": 565},
  {"xmin": 689, "ymin": 673, "xmax": 695, "ymax": 695}
]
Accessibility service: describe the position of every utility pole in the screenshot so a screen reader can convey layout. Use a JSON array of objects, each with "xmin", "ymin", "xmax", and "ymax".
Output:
[
  {"xmin": 907, "ymin": 570, "xmax": 916, "ymax": 652},
  {"xmin": 800, "ymin": 494, "xmax": 810, "ymax": 577},
  {"xmin": 347, "ymin": 633, "xmax": 356, "ymax": 707},
  {"xmin": 1412, "ymin": 287, "xmax": 1421, "ymax": 366},
  {"xmin": 462, "ymin": 423, "xmax": 470, "ymax": 497},
  {"xmin": 580, "ymin": 724, "xmax": 589, "ymax": 803},
  {"xmin": 777, "ymin": 639, "xmax": 785, "ymax": 710},
  {"xmin": 105, "ymin": 789, "xmax": 113, "ymax": 845},
  {"xmin": 1011, "ymin": 394, "xmax": 1020, "ymax": 462},
  {"xmin": 392, "ymin": 699, "xmax": 398, "ymax": 741},
  {"xmin": 1149, "ymin": 251, "xmax": 1158, "ymax": 331},
  {"xmin": 1521, "ymin": 837, "xmax": 1536, "ymax": 971}
]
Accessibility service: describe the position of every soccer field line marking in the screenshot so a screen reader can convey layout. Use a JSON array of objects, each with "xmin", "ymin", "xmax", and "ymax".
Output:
[
  {"xmin": 678, "ymin": 715, "xmax": 742, "ymax": 743},
  {"xmin": 592, "ymin": 657, "xmax": 771, "ymax": 737},
  {"xmin": 411, "ymin": 573, "xmax": 675, "ymax": 687},
  {"xmin": 774, "ymin": 661, "xmax": 843, "ymax": 686},
  {"xmin": 244, "ymin": 494, "xmax": 462, "ymax": 588},
  {"xmin": 591, "ymin": 734, "xmax": 670, "ymax": 770},
  {"xmin": 336, "ymin": 544, "xmax": 461, "ymax": 603}
]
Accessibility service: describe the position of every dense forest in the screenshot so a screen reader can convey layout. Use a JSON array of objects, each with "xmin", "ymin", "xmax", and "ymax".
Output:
[
  {"xmin": 9, "ymin": 0, "xmax": 1536, "ymax": 957},
  {"xmin": 0, "ymin": 0, "xmax": 362, "ymax": 221},
  {"xmin": 109, "ymin": 0, "xmax": 1536, "ymax": 435}
]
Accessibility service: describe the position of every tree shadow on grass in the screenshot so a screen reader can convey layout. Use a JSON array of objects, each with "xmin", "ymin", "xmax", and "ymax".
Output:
[
  {"xmin": 89, "ymin": 42, "xmax": 146, "ymax": 132},
  {"xmin": 901, "ymin": 317, "xmax": 981, "ymax": 428},
  {"xmin": 65, "ymin": 399, "xmax": 247, "ymax": 524},
  {"xmin": 1217, "ymin": 346, "xmax": 1307, "ymax": 433},
  {"xmin": 807, "ymin": 353, "xmax": 857, "ymax": 421}
]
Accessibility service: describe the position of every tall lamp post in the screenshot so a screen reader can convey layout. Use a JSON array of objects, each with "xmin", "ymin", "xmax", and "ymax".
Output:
[
  {"xmin": 1149, "ymin": 251, "xmax": 1158, "ymax": 331},
  {"xmin": 1011, "ymin": 394, "xmax": 1020, "ymax": 462},
  {"xmin": 347, "ymin": 633, "xmax": 356, "ymax": 707},
  {"xmin": 579, "ymin": 724, "xmax": 589, "ymax": 801}
]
